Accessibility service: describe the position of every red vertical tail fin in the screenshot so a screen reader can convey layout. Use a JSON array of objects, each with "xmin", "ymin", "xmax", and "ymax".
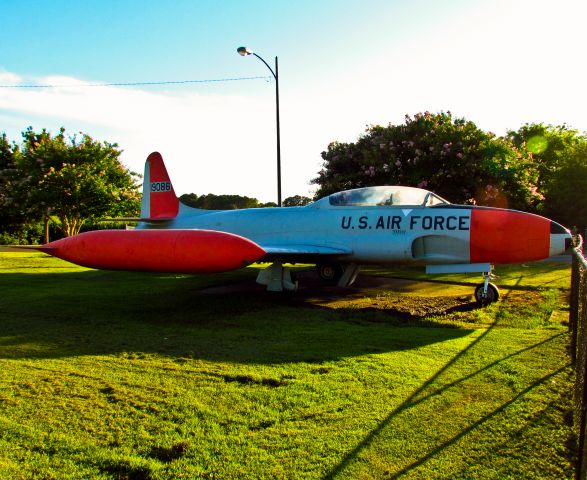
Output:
[{"xmin": 140, "ymin": 152, "xmax": 179, "ymax": 220}]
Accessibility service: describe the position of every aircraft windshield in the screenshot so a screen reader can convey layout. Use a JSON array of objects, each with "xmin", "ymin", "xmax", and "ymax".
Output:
[{"xmin": 327, "ymin": 186, "xmax": 449, "ymax": 207}]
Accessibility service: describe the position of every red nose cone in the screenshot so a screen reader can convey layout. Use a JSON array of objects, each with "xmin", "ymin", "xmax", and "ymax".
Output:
[
  {"xmin": 470, "ymin": 209, "xmax": 550, "ymax": 264},
  {"xmin": 43, "ymin": 230, "xmax": 266, "ymax": 273}
]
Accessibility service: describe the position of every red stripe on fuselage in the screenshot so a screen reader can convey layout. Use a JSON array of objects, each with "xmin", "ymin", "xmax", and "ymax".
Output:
[{"xmin": 470, "ymin": 209, "xmax": 550, "ymax": 264}]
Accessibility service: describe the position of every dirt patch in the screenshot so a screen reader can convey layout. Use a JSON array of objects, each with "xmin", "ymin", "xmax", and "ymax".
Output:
[
  {"xmin": 317, "ymin": 292, "xmax": 476, "ymax": 318},
  {"xmin": 199, "ymin": 269, "xmax": 480, "ymax": 317}
]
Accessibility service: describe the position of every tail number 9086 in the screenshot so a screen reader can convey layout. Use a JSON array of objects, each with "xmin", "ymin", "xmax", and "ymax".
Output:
[{"xmin": 151, "ymin": 182, "xmax": 172, "ymax": 192}]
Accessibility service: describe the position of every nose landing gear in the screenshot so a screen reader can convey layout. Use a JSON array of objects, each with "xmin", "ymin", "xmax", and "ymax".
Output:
[{"xmin": 474, "ymin": 271, "xmax": 499, "ymax": 306}]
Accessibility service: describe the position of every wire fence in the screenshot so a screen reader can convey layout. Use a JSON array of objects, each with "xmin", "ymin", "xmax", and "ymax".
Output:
[{"xmin": 570, "ymin": 234, "xmax": 587, "ymax": 479}]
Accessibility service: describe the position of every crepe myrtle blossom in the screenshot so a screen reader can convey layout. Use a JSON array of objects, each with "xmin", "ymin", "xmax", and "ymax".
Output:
[
  {"xmin": 484, "ymin": 185, "xmax": 500, "ymax": 200},
  {"xmin": 529, "ymin": 185, "xmax": 545, "ymax": 200}
]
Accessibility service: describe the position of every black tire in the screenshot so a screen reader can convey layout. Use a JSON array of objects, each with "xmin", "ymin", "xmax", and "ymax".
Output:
[
  {"xmin": 474, "ymin": 282, "xmax": 499, "ymax": 306},
  {"xmin": 316, "ymin": 263, "xmax": 344, "ymax": 283}
]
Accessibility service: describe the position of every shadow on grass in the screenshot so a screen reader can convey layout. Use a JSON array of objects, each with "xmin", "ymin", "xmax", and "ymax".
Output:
[
  {"xmin": 325, "ymin": 328, "xmax": 568, "ymax": 478},
  {"xmin": 386, "ymin": 363, "xmax": 570, "ymax": 479},
  {"xmin": 0, "ymin": 270, "xmax": 475, "ymax": 363},
  {"xmin": 324, "ymin": 276, "xmax": 573, "ymax": 478}
]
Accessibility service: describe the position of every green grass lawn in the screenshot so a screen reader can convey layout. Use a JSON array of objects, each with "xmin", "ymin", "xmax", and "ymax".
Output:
[{"xmin": 0, "ymin": 253, "xmax": 576, "ymax": 479}]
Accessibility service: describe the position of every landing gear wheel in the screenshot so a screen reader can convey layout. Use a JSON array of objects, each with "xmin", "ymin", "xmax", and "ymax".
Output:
[
  {"xmin": 474, "ymin": 282, "xmax": 499, "ymax": 306},
  {"xmin": 317, "ymin": 263, "xmax": 344, "ymax": 283}
]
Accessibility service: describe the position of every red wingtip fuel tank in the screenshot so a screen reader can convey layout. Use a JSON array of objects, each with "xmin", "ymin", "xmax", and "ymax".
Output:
[
  {"xmin": 39, "ymin": 230, "xmax": 266, "ymax": 273},
  {"xmin": 469, "ymin": 208, "xmax": 568, "ymax": 264}
]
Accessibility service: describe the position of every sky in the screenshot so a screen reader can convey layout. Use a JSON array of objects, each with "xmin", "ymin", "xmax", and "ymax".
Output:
[{"xmin": 1, "ymin": 0, "xmax": 586, "ymax": 203}]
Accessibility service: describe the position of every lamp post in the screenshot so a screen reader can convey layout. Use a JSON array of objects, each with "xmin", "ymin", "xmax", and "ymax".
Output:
[{"xmin": 237, "ymin": 46, "xmax": 281, "ymax": 207}]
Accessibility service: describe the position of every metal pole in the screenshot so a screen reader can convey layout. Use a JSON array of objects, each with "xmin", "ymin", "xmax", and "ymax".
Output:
[
  {"xmin": 240, "ymin": 48, "xmax": 282, "ymax": 207},
  {"xmin": 274, "ymin": 56, "xmax": 281, "ymax": 207}
]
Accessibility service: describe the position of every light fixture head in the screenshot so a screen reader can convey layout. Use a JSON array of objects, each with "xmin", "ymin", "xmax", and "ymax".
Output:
[{"xmin": 237, "ymin": 46, "xmax": 252, "ymax": 56}]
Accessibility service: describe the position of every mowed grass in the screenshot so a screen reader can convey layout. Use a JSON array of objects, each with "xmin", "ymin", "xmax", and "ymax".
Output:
[{"xmin": 0, "ymin": 253, "xmax": 576, "ymax": 479}]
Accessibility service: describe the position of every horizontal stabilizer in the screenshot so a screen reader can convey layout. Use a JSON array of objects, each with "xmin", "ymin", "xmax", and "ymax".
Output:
[
  {"xmin": 99, "ymin": 217, "xmax": 174, "ymax": 223},
  {"xmin": 4, "ymin": 245, "xmax": 57, "ymax": 252}
]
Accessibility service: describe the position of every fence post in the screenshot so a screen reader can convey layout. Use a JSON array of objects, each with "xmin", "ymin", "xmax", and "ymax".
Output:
[
  {"xmin": 580, "ymin": 270, "xmax": 587, "ymax": 480},
  {"xmin": 572, "ymin": 235, "xmax": 587, "ymax": 479},
  {"xmin": 572, "ymin": 253, "xmax": 580, "ymax": 364}
]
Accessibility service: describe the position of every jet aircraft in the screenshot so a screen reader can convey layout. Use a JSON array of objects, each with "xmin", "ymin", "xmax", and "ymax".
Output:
[{"xmin": 34, "ymin": 152, "xmax": 572, "ymax": 305}]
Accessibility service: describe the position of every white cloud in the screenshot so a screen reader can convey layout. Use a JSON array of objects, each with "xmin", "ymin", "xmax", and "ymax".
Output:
[
  {"xmin": 0, "ymin": 74, "xmax": 301, "ymax": 202},
  {"xmin": 0, "ymin": 71, "xmax": 21, "ymax": 84}
]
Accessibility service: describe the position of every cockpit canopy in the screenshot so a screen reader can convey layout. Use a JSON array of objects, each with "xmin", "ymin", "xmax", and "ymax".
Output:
[{"xmin": 317, "ymin": 186, "xmax": 450, "ymax": 208}]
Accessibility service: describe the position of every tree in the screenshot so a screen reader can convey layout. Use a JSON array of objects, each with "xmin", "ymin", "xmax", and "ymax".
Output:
[
  {"xmin": 0, "ymin": 134, "xmax": 37, "ymax": 243},
  {"xmin": 313, "ymin": 112, "xmax": 539, "ymax": 211},
  {"xmin": 283, "ymin": 195, "xmax": 312, "ymax": 207},
  {"xmin": 542, "ymin": 145, "xmax": 587, "ymax": 229},
  {"xmin": 507, "ymin": 123, "xmax": 587, "ymax": 226},
  {"xmin": 12, "ymin": 127, "xmax": 141, "ymax": 238},
  {"xmin": 0, "ymin": 133, "xmax": 19, "ymax": 226},
  {"xmin": 507, "ymin": 123, "xmax": 586, "ymax": 190}
]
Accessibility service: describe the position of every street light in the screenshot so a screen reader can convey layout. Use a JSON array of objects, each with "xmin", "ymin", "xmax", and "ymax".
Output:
[{"xmin": 237, "ymin": 46, "xmax": 282, "ymax": 207}]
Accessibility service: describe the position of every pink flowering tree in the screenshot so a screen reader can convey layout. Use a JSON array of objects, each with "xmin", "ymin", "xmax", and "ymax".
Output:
[
  {"xmin": 312, "ymin": 112, "xmax": 539, "ymax": 210},
  {"xmin": 12, "ymin": 128, "xmax": 141, "ymax": 238}
]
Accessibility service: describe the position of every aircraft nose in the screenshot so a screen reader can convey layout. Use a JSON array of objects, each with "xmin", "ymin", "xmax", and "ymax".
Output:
[{"xmin": 550, "ymin": 220, "xmax": 572, "ymax": 256}]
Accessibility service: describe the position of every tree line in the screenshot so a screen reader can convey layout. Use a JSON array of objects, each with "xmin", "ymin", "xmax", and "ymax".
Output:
[
  {"xmin": 1, "ymin": 113, "xmax": 586, "ymax": 244},
  {"xmin": 313, "ymin": 112, "xmax": 587, "ymax": 229},
  {"xmin": 179, "ymin": 193, "xmax": 311, "ymax": 210}
]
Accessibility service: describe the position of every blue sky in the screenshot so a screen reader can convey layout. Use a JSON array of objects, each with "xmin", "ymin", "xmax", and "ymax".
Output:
[{"xmin": 1, "ymin": 0, "xmax": 586, "ymax": 202}]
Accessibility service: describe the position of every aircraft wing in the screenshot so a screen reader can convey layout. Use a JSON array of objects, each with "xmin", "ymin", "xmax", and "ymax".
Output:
[{"xmin": 261, "ymin": 244, "xmax": 352, "ymax": 257}]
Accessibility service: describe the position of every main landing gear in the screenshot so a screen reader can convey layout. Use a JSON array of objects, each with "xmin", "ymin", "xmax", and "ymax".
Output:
[
  {"xmin": 316, "ymin": 263, "xmax": 344, "ymax": 283},
  {"xmin": 256, "ymin": 262, "xmax": 360, "ymax": 292},
  {"xmin": 317, "ymin": 263, "xmax": 360, "ymax": 287},
  {"xmin": 474, "ymin": 271, "xmax": 499, "ymax": 306}
]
